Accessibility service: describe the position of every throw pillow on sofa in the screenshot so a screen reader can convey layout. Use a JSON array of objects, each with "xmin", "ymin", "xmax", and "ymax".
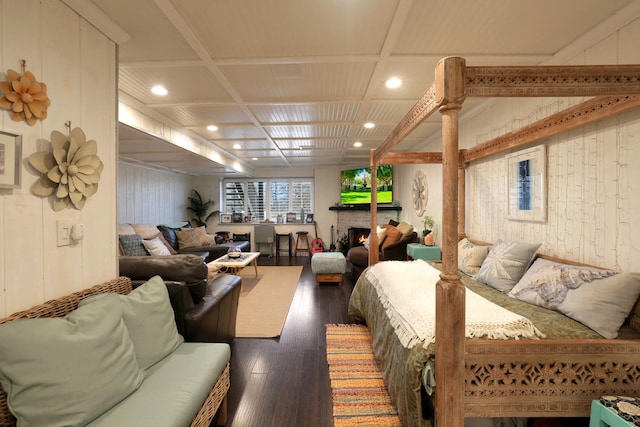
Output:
[
  {"xmin": 381, "ymin": 224, "xmax": 403, "ymax": 251},
  {"xmin": 154, "ymin": 232, "xmax": 178, "ymax": 254},
  {"xmin": 0, "ymin": 294, "xmax": 145, "ymax": 427},
  {"xmin": 119, "ymin": 234, "xmax": 150, "ymax": 256},
  {"xmin": 80, "ymin": 275, "xmax": 184, "ymax": 370},
  {"xmin": 175, "ymin": 228, "xmax": 201, "ymax": 249},
  {"xmin": 363, "ymin": 226, "xmax": 386, "ymax": 250},
  {"xmin": 190, "ymin": 226, "xmax": 217, "ymax": 246},
  {"xmin": 142, "ymin": 235, "xmax": 172, "ymax": 256}
]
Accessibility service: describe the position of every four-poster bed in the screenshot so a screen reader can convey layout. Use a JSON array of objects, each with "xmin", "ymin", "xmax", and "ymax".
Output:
[{"xmin": 358, "ymin": 57, "xmax": 640, "ymax": 427}]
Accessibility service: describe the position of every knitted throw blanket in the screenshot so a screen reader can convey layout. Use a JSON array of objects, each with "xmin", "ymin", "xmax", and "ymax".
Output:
[{"xmin": 364, "ymin": 260, "xmax": 545, "ymax": 349}]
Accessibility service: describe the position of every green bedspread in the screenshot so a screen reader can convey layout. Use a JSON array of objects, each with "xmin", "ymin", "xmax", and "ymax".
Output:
[{"xmin": 347, "ymin": 262, "xmax": 639, "ymax": 427}]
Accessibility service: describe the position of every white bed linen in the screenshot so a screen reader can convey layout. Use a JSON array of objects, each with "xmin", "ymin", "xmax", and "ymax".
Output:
[{"xmin": 364, "ymin": 259, "xmax": 544, "ymax": 349}]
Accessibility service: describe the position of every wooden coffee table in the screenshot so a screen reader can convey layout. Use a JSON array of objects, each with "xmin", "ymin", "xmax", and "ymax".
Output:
[{"xmin": 210, "ymin": 252, "xmax": 260, "ymax": 277}]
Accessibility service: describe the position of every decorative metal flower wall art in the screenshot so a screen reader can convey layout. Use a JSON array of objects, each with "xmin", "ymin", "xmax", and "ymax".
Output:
[
  {"xmin": 28, "ymin": 126, "xmax": 104, "ymax": 211},
  {"xmin": 0, "ymin": 60, "xmax": 50, "ymax": 126}
]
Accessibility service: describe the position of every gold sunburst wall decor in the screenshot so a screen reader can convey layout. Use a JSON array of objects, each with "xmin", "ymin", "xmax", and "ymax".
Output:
[
  {"xmin": 0, "ymin": 60, "xmax": 51, "ymax": 126},
  {"xmin": 28, "ymin": 124, "xmax": 104, "ymax": 211}
]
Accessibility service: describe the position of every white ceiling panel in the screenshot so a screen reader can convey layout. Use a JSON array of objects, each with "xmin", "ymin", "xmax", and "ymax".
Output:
[
  {"xmin": 219, "ymin": 62, "xmax": 376, "ymax": 100},
  {"xmin": 88, "ymin": 0, "xmax": 640, "ymax": 176},
  {"xmin": 174, "ymin": 0, "xmax": 399, "ymax": 58}
]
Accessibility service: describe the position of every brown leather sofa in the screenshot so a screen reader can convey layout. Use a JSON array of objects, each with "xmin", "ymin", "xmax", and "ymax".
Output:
[
  {"xmin": 119, "ymin": 254, "xmax": 241, "ymax": 344},
  {"xmin": 347, "ymin": 231, "xmax": 419, "ymax": 282}
]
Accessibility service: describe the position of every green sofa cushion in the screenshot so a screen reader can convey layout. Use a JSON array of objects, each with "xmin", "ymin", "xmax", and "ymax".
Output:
[
  {"xmin": 81, "ymin": 275, "xmax": 184, "ymax": 370},
  {"xmin": 0, "ymin": 294, "xmax": 145, "ymax": 427},
  {"xmin": 86, "ymin": 342, "xmax": 231, "ymax": 427}
]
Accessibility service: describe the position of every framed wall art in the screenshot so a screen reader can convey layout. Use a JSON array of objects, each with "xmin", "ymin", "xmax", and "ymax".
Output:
[
  {"xmin": 220, "ymin": 214, "xmax": 232, "ymax": 223},
  {"xmin": 506, "ymin": 145, "xmax": 546, "ymax": 222},
  {"xmin": 0, "ymin": 130, "xmax": 21, "ymax": 188}
]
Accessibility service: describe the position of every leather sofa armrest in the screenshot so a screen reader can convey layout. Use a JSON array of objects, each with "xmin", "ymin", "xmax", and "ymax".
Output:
[
  {"xmin": 184, "ymin": 274, "xmax": 242, "ymax": 344},
  {"xmin": 119, "ymin": 254, "xmax": 208, "ymax": 302}
]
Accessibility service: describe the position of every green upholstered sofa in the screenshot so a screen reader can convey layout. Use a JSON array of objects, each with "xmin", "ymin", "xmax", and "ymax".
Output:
[{"xmin": 0, "ymin": 276, "xmax": 230, "ymax": 427}]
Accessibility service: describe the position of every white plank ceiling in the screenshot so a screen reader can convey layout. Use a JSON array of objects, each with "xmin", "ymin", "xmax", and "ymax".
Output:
[{"xmin": 89, "ymin": 0, "xmax": 639, "ymax": 176}]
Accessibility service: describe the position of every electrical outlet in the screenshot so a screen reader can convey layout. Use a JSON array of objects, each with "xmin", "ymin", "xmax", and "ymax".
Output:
[{"xmin": 57, "ymin": 220, "xmax": 74, "ymax": 246}]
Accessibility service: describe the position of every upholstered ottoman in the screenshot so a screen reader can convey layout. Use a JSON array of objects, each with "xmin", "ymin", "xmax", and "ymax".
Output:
[{"xmin": 311, "ymin": 252, "xmax": 346, "ymax": 285}]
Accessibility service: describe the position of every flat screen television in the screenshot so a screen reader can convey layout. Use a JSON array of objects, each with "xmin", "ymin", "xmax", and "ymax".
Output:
[{"xmin": 340, "ymin": 165, "xmax": 393, "ymax": 205}]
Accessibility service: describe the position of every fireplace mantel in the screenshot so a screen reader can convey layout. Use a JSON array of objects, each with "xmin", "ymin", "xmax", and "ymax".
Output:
[
  {"xmin": 328, "ymin": 205, "xmax": 402, "ymax": 211},
  {"xmin": 331, "ymin": 206, "xmax": 401, "ymax": 238}
]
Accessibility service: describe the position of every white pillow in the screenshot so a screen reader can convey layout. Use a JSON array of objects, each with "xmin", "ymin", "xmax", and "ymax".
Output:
[
  {"xmin": 363, "ymin": 226, "xmax": 386, "ymax": 250},
  {"xmin": 475, "ymin": 240, "xmax": 540, "ymax": 292},
  {"xmin": 509, "ymin": 258, "xmax": 640, "ymax": 338},
  {"xmin": 143, "ymin": 236, "xmax": 172, "ymax": 256}
]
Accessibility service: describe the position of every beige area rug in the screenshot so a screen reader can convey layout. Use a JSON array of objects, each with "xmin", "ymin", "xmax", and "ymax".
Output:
[{"xmin": 235, "ymin": 265, "xmax": 303, "ymax": 338}]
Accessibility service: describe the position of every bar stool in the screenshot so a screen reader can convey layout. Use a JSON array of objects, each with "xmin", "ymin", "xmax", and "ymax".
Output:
[
  {"xmin": 276, "ymin": 232, "xmax": 292, "ymax": 257},
  {"xmin": 294, "ymin": 231, "xmax": 310, "ymax": 257}
]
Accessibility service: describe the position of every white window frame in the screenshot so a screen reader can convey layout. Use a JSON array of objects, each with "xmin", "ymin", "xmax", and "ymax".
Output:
[{"xmin": 222, "ymin": 178, "xmax": 314, "ymax": 222}]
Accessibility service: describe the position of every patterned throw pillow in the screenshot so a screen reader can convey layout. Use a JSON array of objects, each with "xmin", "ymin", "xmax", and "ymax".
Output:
[
  {"xmin": 509, "ymin": 258, "xmax": 639, "ymax": 338},
  {"xmin": 175, "ymin": 228, "xmax": 200, "ymax": 249},
  {"xmin": 458, "ymin": 238, "xmax": 490, "ymax": 277},
  {"xmin": 188, "ymin": 226, "xmax": 217, "ymax": 246},
  {"xmin": 475, "ymin": 240, "xmax": 540, "ymax": 292},
  {"xmin": 119, "ymin": 234, "xmax": 149, "ymax": 256}
]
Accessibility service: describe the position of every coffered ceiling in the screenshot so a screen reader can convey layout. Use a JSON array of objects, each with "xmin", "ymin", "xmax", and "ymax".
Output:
[{"xmin": 88, "ymin": 0, "xmax": 639, "ymax": 176}]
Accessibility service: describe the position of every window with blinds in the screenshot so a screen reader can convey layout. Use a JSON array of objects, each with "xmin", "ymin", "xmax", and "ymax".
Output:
[{"xmin": 223, "ymin": 178, "xmax": 313, "ymax": 222}]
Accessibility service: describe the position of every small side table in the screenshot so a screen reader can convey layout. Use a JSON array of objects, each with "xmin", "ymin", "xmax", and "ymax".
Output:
[{"xmin": 407, "ymin": 243, "xmax": 441, "ymax": 261}]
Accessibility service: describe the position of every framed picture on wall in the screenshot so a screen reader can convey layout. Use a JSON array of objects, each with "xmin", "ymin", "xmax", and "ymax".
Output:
[
  {"xmin": 506, "ymin": 145, "xmax": 546, "ymax": 222},
  {"xmin": 305, "ymin": 213, "xmax": 314, "ymax": 223},
  {"xmin": 0, "ymin": 131, "xmax": 21, "ymax": 189},
  {"xmin": 220, "ymin": 214, "xmax": 232, "ymax": 223}
]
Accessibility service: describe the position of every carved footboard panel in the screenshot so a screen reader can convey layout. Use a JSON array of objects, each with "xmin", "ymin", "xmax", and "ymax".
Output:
[{"xmin": 464, "ymin": 339, "xmax": 640, "ymax": 418}]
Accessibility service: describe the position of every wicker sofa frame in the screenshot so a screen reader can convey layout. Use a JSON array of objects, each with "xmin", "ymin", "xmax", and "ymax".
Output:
[{"xmin": 0, "ymin": 276, "xmax": 230, "ymax": 427}]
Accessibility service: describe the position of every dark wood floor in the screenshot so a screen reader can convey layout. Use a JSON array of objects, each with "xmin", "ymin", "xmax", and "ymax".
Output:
[{"xmin": 225, "ymin": 254, "xmax": 356, "ymax": 427}]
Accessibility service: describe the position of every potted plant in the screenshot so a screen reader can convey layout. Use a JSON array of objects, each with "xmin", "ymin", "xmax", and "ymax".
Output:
[
  {"xmin": 422, "ymin": 215, "xmax": 435, "ymax": 246},
  {"xmin": 187, "ymin": 190, "xmax": 220, "ymax": 227},
  {"xmin": 337, "ymin": 232, "xmax": 349, "ymax": 255}
]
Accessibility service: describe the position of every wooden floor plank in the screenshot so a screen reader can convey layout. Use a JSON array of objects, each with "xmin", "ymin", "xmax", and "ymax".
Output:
[{"xmin": 226, "ymin": 254, "xmax": 355, "ymax": 427}]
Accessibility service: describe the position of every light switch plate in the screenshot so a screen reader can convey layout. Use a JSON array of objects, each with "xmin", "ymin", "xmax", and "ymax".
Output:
[{"xmin": 57, "ymin": 220, "xmax": 74, "ymax": 246}]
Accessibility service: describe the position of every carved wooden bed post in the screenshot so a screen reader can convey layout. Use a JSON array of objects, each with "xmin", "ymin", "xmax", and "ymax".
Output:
[
  {"xmin": 434, "ymin": 56, "xmax": 467, "ymax": 427},
  {"xmin": 458, "ymin": 149, "xmax": 467, "ymax": 240}
]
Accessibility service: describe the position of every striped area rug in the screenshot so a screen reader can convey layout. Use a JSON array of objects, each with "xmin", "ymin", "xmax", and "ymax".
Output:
[{"xmin": 326, "ymin": 324, "xmax": 402, "ymax": 426}]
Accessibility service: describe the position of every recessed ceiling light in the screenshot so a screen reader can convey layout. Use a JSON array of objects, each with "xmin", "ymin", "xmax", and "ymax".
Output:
[
  {"xmin": 233, "ymin": 143, "xmax": 241, "ymax": 149},
  {"xmin": 252, "ymin": 157, "xmax": 258, "ymax": 161},
  {"xmin": 385, "ymin": 77, "xmax": 402, "ymax": 88},
  {"xmin": 353, "ymin": 141, "xmax": 362, "ymax": 147},
  {"xmin": 151, "ymin": 85, "xmax": 167, "ymax": 96},
  {"xmin": 364, "ymin": 122, "xmax": 375, "ymax": 129},
  {"xmin": 207, "ymin": 125, "xmax": 218, "ymax": 131}
]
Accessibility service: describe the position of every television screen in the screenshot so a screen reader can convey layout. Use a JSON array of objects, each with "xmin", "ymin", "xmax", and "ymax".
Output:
[{"xmin": 340, "ymin": 165, "xmax": 393, "ymax": 205}]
